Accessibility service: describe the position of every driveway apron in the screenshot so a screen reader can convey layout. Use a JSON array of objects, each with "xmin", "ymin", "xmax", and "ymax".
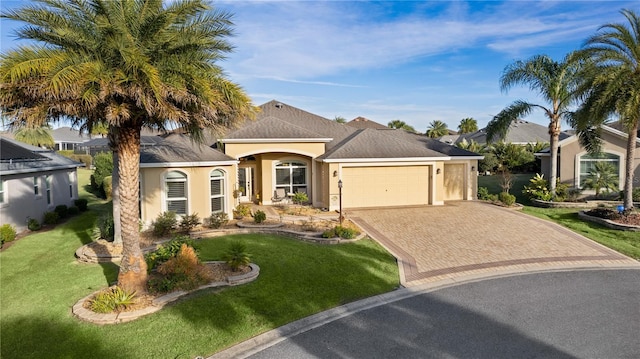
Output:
[{"xmin": 349, "ymin": 201, "xmax": 639, "ymax": 287}]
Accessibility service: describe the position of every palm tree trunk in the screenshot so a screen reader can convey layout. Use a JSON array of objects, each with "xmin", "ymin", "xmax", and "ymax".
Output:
[
  {"xmin": 548, "ymin": 118, "xmax": 561, "ymax": 197},
  {"xmin": 115, "ymin": 125, "xmax": 147, "ymax": 293},
  {"xmin": 111, "ymin": 151, "xmax": 122, "ymax": 244},
  {"xmin": 623, "ymin": 120, "xmax": 638, "ymax": 209}
]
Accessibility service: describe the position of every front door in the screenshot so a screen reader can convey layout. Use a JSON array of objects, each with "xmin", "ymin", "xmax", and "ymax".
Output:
[{"xmin": 237, "ymin": 166, "xmax": 254, "ymax": 202}]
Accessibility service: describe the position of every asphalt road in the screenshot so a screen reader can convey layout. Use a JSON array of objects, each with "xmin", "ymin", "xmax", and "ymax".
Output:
[{"xmin": 248, "ymin": 269, "xmax": 640, "ymax": 359}]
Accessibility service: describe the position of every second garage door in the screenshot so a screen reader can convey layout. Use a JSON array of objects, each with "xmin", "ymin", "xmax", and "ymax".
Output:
[{"xmin": 342, "ymin": 166, "xmax": 430, "ymax": 208}]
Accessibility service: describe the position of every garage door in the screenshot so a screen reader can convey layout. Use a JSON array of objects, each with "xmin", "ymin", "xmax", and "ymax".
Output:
[
  {"xmin": 443, "ymin": 164, "xmax": 465, "ymax": 201},
  {"xmin": 342, "ymin": 166, "xmax": 429, "ymax": 208}
]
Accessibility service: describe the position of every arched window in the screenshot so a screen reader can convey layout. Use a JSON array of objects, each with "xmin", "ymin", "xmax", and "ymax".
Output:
[
  {"xmin": 275, "ymin": 161, "xmax": 307, "ymax": 194},
  {"xmin": 210, "ymin": 169, "xmax": 225, "ymax": 213},
  {"xmin": 165, "ymin": 171, "xmax": 187, "ymax": 215},
  {"xmin": 579, "ymin": 152, "xmax": 620, "ymax": 188}
]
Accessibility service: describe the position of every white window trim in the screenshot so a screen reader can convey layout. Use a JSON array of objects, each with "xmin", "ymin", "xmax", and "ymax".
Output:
[
  {"xmin": 45, "ymin": 175, "xmax": 53, "ymax": 207},
  {"xmin": 273, "ymin": 159, "xmax": 309, "ymax": 195},
  {"xmin": 162, "ymin": 170, "xmax": 189, "ymax": 216},
  {"xmin": 574, "ymin": 150, "xmax": 624, "ymax": 190},
  {"xmin": 34, "ymin": 176, "xmax": 42, "ymax": 198},
  {"xmin": 209, "ymin": 169, "xmax": 227, "ymax": 214},
  {"xmin": 68, "ymin": 171, "xmax": 76, "ymax": 199},
  {"xmin": 0, "ymin": 179, "xmax": 7, "ymax": 208}
]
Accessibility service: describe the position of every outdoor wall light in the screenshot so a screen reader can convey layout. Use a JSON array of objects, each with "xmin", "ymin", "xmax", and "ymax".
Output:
[
  {"xmin": 436, "ymin": 168, "xmax": 441, "ymax": 174},
  {"xmin": 333, "ymin": 170, "xmax": 338, "ymax": 177},
  {"xmin": 471, "ymin": 166, "xmax": 475, "ymax": 171}
]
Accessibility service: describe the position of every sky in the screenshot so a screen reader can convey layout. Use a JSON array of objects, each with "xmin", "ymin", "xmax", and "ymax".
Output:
[{"xmin": 1, "ymin": 0, "xmax": 638, "ymax": 133}]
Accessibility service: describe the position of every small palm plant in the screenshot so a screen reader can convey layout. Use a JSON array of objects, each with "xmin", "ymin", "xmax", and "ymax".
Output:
[
  {"xmin": 223, "ymin": 243, "xmax": 251, "ymax": 271},
  {"xmin": 581, "ymin": 162, "xmax": 619, "ymax": 198}
]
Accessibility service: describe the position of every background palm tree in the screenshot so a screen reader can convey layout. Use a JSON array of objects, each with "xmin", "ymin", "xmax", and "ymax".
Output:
[
  {"xmin": 426, "ymin": 120, "xmax": 449, "ymax": 138},
  {"xmin": 387, "ymin": 119, "xmax": 417, "ymax": 133},
  {"xmin": 14, "ymin": 125, "xmax": 54, "ymax": 148},
  {"xmin": 485, "ymin": 54, "xmax": 583, "ymax": 197},
  {"xmin": 458, "ymin": 117, "xmax": 478, "ymax": 134},
  {"xmin": 581, "ymin": 162, "xmax": 619, "ymax": 198},
  {"xmin": 0, "ymin": 0, "xmax": 255, "ymax": 292},
  {"xmin": 333, "ymin": 116, "xmax": 347, "ymax": 124},
  {"xmin": 571, "ymin": 9, "xmax": 640, "ymax": 209}
]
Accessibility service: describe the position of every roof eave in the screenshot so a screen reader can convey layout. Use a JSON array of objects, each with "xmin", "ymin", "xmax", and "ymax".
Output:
[
  {"xmin": 139, "ymin": 160, "xmax": 238, "ymax": 168},
  {"xmin": 221, "ymin": 138, "xmax": 333, "ymax": 144}
]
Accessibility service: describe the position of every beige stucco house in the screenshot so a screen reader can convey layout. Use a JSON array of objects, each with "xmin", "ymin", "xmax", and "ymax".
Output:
[
  {"xmin": 537, "ymin": 123, "xmax": 640, "ymax": 191},
  {"xmin": 138, "ymin": 101, "xmax": 483, "ymax": 226}
]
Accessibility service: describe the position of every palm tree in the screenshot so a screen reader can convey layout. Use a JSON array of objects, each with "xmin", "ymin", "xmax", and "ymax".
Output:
[
  {"xmin": 14, "ymin": 125, "xmax": 54, "ymax": 148},
  {"xmin": 572, "ymin": 9, "xmax": 640, "ymax": 209},
  {"xmin": 486, "ymin": 54, "xmax": 583, "ymax": 197},
  {"xmin": 334, "ymin": 116, "xmax": 347, "ymax": 124},
  {"xmin": 388, "ymin": 119, "xmax": 417, "ymax": 133},
  {"xmin": 426, "ymin": 120, "xmax": 448, "ymax": 138},
  {"xmin": 581, "ymin": 162, "xmax": 619, "ymax": 198},
  {"xmin": 458, "ymin": 117, "xmax": 478, "ymax": 134},
  {"xmin": 0, "ymin": 0, "xmax": 255, "ymax": 292}
]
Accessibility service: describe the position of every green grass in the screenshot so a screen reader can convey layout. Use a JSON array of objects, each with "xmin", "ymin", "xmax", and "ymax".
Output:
[
  {"xmin": 523, "ymin": 206, "xmax": 640, "ymax": 260},
  {"xmin": 478, "ymin": 173, "xmax": 533, "ymax": 205},
  {"xmin": 0, "ymin": 195, "xmax": 399, "ymax": 358}
]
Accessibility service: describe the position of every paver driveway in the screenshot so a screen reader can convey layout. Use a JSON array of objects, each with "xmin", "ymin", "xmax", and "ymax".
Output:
[{"xmin": 349, "ymin": 201, "xmax": 639, "ymax": 286}]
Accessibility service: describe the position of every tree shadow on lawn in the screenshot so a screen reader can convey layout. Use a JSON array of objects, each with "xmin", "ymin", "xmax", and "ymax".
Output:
[{"xmin": 1, "ymin": 316, "xmax": 132, "ymax": 358}]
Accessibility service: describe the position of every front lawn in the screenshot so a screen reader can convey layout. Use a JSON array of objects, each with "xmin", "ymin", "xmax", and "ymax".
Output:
[
  {"xmin": 0, "ymin": 189, "xmax": 399, "ymax": 358},
  {"xmin": 523, "ymin": 206, "xmax": 640, "ymax": 260}
]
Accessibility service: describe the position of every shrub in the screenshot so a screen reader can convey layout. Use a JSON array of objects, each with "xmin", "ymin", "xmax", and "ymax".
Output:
[
  {"xmin": 27, "ymin": 218, "xmax": 41, "ymax": 231},
  {"xmin": 43, "ymin": 211, "xmax": 59, "ymax": 225},
  {"xmin": 151, "ymin": 211, "xmax": 177, "ymax": 237},
  {"xmin": 69, "ymin": 154, "xmax": 92, "ymax": 168},
  {"xmin": 148, "ymin": 244, "xmax": 213, "ymax": 293},
  {"xmin": 99, "ymin": 214, "xmax": 115, "ymax": 242},
  {"xmin": 621, "ymin": 188, "xmax": 640, "ymax": 202},
  {"xmin": 103, "ymin": 175, "xmax": 112, "ymax": 199},
  {"xmin": 145, "ymin": 235, "xmax": 196, "ymax": 270},
  {"xmin": 233, "ymin": 204, "xmax": 252, "ymax": 218},
  {"xmin": 54, "ymin": 204, "xmax": 69, "ymax": 219},
  {"xmin": 206, "ymin": 212, "xmax": 229, "ymax": 229},
  {"xmin": 179, "ymin": 213, "xmax": 200, "ymax": 233},
  {"xmin": 0, "ymin": 224, "xmax": 17, "ymax": 246},
  {"xmin": 90, "ymin": 286, "xmax": 137, "ymax": 313},
  {"xmin": 554, "ymin": 181, "xmax": 569, "ymax": 202},
  {"xmin": 322, "ymin": 225, "xmax": 359, "ymax": 239},
  {"xmin": 522, "ymin": 173, "xmax": 552, "ymax": 201},
  {"xmin": 477, "ymin": 187, "xmax": 491, "ymax": 200},
  {"xmin": 565, "ymin": 188, "xmax": 583, "ymax": 202},
  {"xmin": 92, "ymin": 151, "xmax": 113, "ymax": 196},
  {"xmin": 68, "ymin": 205, "xmax": 80, "ymax": 216},
  {"xmin": 291, "ymin": 192, "xmax": 309, "ymax": 205},
  {"xmin": 74, "ymin": 198, "xmax": 89, "ymax": 211},
  {"xmin": 253, "ymin": 210, "xmax": 266, "ymax": 224},
  {"xmin": 223, "ymin": 242, "xmax": 251, "ymax": 271},
  {"xmin": 498, "ymin": 192, "xmax": 516, "ymax": 206}
]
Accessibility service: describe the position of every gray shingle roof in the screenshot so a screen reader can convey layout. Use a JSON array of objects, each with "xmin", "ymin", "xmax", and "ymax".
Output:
[
  {"xmin": 52, "ymin": 127, "xmax": 92, "ymax": 143},
  {"xmin": 456, "ymin": 120, "xmax": 570, "ymax": 145},
  {"xmin": 140, "ymin": 134, "xmax": 235, "ymax": 165},
  {"xmin": 384, "ymin": 129, "xmax": 482, "ymax": 157},
  {"xmin": 0, "ymin": 137, "xmax": 84, "ymax": 175},
  {"xmin": 224, "ymin": 116, "xmax": 330, "ymax": 140},
  {"xmin": 346, "ymin": 117, "xmax": 389, "ymax": 129}
]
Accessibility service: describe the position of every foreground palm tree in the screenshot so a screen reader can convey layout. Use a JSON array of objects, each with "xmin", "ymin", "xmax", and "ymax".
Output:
[
  {"xmin": 486, "ymin": 54, "xmax": 583, "ymax": 197},
  {"xmin": 458, "ymin": 117, "xmax": 478, "ymax": 134},
  {"xmin": 426, "ymin": 120, "xmax": 448, "ymax": 138},
  {"xmin": 0, "ymin": 0, "xmax": 255, "ymax": 292},
  {"xmin": 572, "ymin": 9, "xmax": 640, "ymax": 209}
]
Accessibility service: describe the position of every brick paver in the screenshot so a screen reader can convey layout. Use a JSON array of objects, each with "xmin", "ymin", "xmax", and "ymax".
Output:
[{"xmin": 350, "ymin": 201, "xmax": 639, "ymax": 287}]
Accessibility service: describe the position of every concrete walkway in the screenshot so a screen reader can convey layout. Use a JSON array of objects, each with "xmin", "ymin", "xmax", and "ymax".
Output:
[{"xmin": 349, "ymin": 201, "xmax": 639, "ymax": 287}]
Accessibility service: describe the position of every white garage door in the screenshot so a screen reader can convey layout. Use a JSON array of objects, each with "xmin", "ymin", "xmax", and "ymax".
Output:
[{"xmin": 342, "ymin": 166, "xmax": 430, "ymax": 208}]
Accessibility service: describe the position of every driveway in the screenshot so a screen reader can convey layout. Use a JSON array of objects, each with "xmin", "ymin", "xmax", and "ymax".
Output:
[{"xmin": 349, "ymin": 201, "xmax": 639, "ymax": 287}]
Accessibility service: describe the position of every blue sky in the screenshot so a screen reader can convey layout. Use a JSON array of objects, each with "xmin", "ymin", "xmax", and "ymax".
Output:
[{"xmin": 1, "ymin": 1, "xmax": 638, "ymax": 132}]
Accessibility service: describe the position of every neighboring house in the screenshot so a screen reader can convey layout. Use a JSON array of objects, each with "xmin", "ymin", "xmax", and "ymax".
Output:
[
  {"xmin": 136, "ymin": 100, "xmax": 483, "ymax": 226},
  {"xmin": 537, "ymin": 123, "xmax": 640, "ymax": 191},
  {"xmin": 52, "ymin": 127, "xmax": 92, "ymax": 151},
  {"xmin": 440, "ymin": 120, "xmax": 570, "ymax": 146},
  {"xmin": 0, "ymin": 137, "xmax": 84, "ymax": 231},
  {"xmin": 346, "ymin": 117, "xmax": 389, "ymax": 130},
  {"xmin": 81, "ymin": 135, "xmax": 164, "ymax": 156}
]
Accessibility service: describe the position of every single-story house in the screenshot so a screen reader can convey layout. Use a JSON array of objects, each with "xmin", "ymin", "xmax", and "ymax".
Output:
[
  {"xmin": 138, "ymin": 101, "xmax": 483, "ymax": 226},
  {"xmin": 537, "ymin": 123, "xmax": 640, "ymax": 191},
  {"xmin": 440, "ymin": 120, "xmax": 571, "ymax": 146},
  {"xmin": 52, "ymin": 127, "xmax": 92, "ymax": 151},
  {"xmin": 0, "ymin": 137, "xmax": 84, "ymax": 231}
]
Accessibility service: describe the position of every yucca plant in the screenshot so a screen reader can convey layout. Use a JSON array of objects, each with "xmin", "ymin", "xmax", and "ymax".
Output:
[
  {"xmin": 90, "ymin": 286, "xmax": 137, "ymax": 313},
  {"xmin": 223, "ymin": 243, "xmax": 251, "ymax": 271}
]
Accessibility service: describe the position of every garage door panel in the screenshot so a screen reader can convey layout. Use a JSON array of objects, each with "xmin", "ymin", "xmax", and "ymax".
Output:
[
  {"xmin": 342, "ymin": 166, "xmax": 429, "ymax": 208},
  {"xmin": 444, "ymin": 164, "xmax": 464, "ymax": 201}
]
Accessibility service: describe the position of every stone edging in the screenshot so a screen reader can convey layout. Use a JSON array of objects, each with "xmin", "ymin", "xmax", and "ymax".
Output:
[
  {"xmin": 578, "ymin": 211, "xmax": 640, "ymax": 231},
  {"xmin": 72, "ymin": 262, "xmax": 260, "ymax": 325},
  {"xmin": 532, "ymin": 199, "xmax": 640, "ymax": 209},
  {"xmin": 191, "ymin": 225, "xmax": 365, "ymax": 244}
]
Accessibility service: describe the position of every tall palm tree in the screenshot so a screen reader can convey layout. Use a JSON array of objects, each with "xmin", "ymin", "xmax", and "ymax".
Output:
[
  {"xmin": 0, "ymin": 0, "xmax": 255, "ymax": 292},
  {"xmin": 572, "ymin": 9, "xmax": 640, "ymax": 209},
  {"xmin": 388, "ymin": 119, "xmax": 417, "ymax": 133},
  {"xmin": 14, "ymin": 125, "xmax": 54, "ymax": 148},
  {"xmin": 426, "ymin": 120, "xmax": 448, "ymax": 138},
  {"xmin": 458, "ymin": 117, "xmax": 478, "ymax": 134},
  {"xmin": 486, "ymin": 54, "xmax": 583, "ymax": 197}
]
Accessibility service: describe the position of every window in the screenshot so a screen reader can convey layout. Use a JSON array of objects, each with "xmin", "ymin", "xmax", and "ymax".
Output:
[
  {"xmin": 45, "ymin": 175, "xmax": 52, "ymax": 206},
  {"xmin": 165, "ymin": 171, "xmax": 187, "ymax": 215},
  {"xmin": 210, "ymin": 169, "xmax": 225, "ymax": 213},
  {"xmin": 275, "ymin": 161, "xmax": 307, "ymax": 194},
  {"xmin": 34, "ymin": 176, "xmax": 40, "ymax": 196},
  {"xmin": 579, "ymin": 153, "xmax": 620, "ymax": 188},
  {"xmin": 0, "ymin": 180, "xmax": 5, "ymax": 204},
  {"xmin": 68, "ymin": 172, "xmax": 75, "ymax": 198}
]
